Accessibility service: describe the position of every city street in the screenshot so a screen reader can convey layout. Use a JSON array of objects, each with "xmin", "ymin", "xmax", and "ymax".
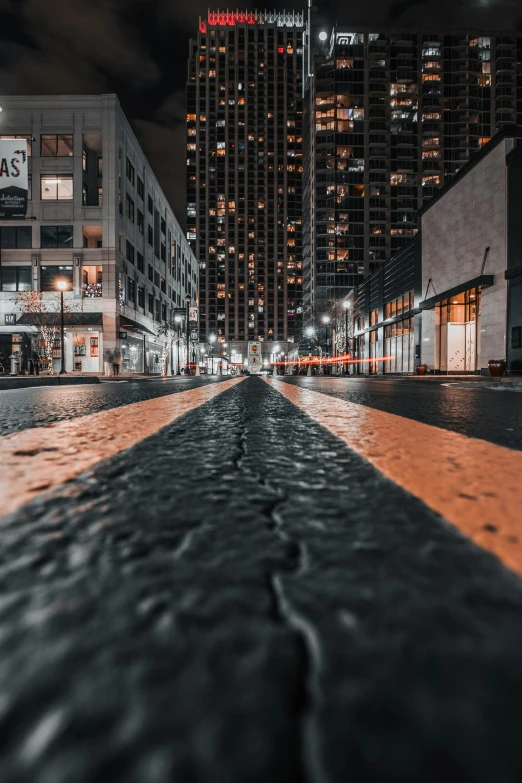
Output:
[{"xmin": 1, "ymin": 375, "xmax": 522, "ymax": 782}]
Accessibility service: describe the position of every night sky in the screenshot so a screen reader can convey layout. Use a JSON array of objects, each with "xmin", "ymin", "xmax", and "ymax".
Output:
[{"xmin": 0, "ymin": 0, "xmax": 520, "ymax": 225}]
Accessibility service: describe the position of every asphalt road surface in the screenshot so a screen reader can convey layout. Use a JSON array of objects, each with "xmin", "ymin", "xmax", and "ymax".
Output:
[{"xmin": 1, "ymin": 375, "xmax": 522, "ymax": 783}]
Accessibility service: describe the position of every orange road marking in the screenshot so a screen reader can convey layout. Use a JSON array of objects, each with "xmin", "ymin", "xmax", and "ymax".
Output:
[
  {"xmin": 0, "ymin": 378, "xmax": 244, "ymax": 517},
  {"xmin": 267, "ymin": 378, "xmax": 522, "ymax": 577}
]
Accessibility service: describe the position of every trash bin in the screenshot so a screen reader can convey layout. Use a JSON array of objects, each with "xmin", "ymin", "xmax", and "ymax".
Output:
[{"xmin": 10, "ymin": 354, "xmax": 19, "ymax": 376}]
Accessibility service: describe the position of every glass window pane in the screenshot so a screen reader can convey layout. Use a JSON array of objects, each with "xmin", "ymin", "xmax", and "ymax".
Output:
[
  {"xmin": 41, "ymin": 226, "xmax": 57, "ymax": 248},
  {"xmin": 57, "ymin": 178, "xmax": 73, "ymax": 200},
  {"xmin": 57, "ymin": 226, "xmax": 73, "ymax": 248},
  {"xmin": 0, "ymin": 227, "xmax": 16, "ymax": 248},
  {"xmin": 1, "ymin": 268, "xmax": 17, "ymax": 291},
  {"xmin": 16, "ymin": 227, "xmax": 32, "ymax": 248},
  {"xmin": 41, "ymin": 178, "xmax": 57, "ymax": 199},
  {"xmin": 41, "ymin": 136, "xmax": 57, "ymax": 156},
  {"xmin": 57, "ymin": 135, "xmax": 73, "ymax": 156},
  {"xmin": 17, "ymin": 267, "xmax": 32, "ymax": 291}
]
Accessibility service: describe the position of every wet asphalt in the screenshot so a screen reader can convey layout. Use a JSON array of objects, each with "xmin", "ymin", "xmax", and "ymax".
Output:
[
  {"xmin": 1, "ymin": 376, "xmax": 522, "ymax": 782},
  {"xmin": 279, "ymin": 376, "xmax": 522, "ymax": 451}
]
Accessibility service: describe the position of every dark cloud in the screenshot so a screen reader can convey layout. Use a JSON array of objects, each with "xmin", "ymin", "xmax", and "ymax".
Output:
[{"xmin": 1, "ymin": 0, "xmax": 521, "ymax": 227}]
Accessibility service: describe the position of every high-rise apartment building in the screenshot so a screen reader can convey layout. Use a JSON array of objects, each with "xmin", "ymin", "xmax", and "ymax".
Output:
[
  {"xmin": 303, "ymin": 23, "xmax": 522, "ymax": 321},
  {"xmin": 186, "ymin": 10, "xmax": 305, "ymax": 353}
]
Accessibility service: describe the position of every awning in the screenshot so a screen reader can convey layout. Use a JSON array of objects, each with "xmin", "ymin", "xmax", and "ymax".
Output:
[
  {"xmin": 119, "ymin": 315, "xmax": 156, "ymax": 336},
  {"xmin": 16, "ymin": 313, "xmax": 103, "ymax": 326},
  {"xmin": 419, "ymin": 275, "xmax": 495, "ymax": 310}
]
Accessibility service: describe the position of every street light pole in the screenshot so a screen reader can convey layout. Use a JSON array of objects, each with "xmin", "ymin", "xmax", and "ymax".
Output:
[
  {"xmin": 185, "ymin": 295, "xmax": 191, "ymax": 374},
  {"xmin": 343, "ymin": 300, "xmax": 351, "ymax": 375},
  {"xmin": 321, "ymin": 315, "xmax": 331, "ymax": 376},
  {"xmin": 56, "ymin": 279, "xmax": 68, "ymax": 375}
]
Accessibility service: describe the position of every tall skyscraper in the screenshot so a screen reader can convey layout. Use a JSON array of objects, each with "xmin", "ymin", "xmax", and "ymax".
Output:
[
  {"xmin": 303, "ymin": 24, "xmax": 522, "ymax": 321},
  {"xmin": 186, "ymin": 10, "xmax": 305, "ymax": 356}
]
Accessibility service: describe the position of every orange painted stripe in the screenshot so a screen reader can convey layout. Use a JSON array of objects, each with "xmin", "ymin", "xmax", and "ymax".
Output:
[
  {"xmin": 267, "ymin": 378, "xmax": 522, "ymax": 576},
  {"xmin": 0, "ymin": 378, "xmax": 244, "ymax": 517}
]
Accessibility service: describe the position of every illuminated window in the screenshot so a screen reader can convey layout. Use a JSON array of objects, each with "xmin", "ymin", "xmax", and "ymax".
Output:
[{"xmin": 41, "ymin": 176, "xmax": 73, "ymax": 200}]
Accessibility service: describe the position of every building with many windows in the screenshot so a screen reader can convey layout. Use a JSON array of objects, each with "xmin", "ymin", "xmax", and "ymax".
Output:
[
  {"xmin": 0, "ymin": 94, "xmax": 197, "ymax": 375},
  {"xmin": 303, "ymin": 22, "xmax": 522, "ymax": 323},
  {"xmin": 186, "ymin": 9, "xmax": 305, "ymax": 360}
]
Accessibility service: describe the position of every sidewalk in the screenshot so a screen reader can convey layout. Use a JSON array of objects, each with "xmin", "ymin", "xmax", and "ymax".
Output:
[{"xmin": 0, "ymin": 374, "xmax": 100, "ymax": 390}]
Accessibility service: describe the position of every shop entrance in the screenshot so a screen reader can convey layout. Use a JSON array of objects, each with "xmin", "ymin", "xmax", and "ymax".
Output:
[{"xmin": 438, "ymin": 288, "xmax": 479, "ymax": 373}]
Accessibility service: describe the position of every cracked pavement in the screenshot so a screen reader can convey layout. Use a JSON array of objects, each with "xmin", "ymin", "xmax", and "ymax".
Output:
[{"xmin": 1, "ymin": 376, "xmax": 522, "ymax": 782}]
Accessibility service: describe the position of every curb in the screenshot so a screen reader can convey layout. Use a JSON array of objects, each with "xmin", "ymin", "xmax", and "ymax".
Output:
[{"xmin": 0, "ymin": 377, "xmax": 101, "ymax": 390}]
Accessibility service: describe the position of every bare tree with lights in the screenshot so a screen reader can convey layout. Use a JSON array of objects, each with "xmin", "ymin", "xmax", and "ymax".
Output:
[{"xmin": 13, "ymin": 290, "xmax": 82, "ymax": 375}]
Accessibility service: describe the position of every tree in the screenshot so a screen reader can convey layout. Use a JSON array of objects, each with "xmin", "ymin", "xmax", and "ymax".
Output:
[{"xmin": 14, "ymin": 290, "xmax": 82, "ymax": 375}]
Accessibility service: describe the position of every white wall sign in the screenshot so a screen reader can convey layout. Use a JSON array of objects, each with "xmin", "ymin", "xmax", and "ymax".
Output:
[{"xmin": 0, "ymin": 139, "xmax": 28, "ymax": 220}]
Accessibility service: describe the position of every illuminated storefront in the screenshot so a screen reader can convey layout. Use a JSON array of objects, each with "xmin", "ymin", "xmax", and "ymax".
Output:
[{"xmin": 436, "ymin": 288, "xmax": 479, "ymax": 372}]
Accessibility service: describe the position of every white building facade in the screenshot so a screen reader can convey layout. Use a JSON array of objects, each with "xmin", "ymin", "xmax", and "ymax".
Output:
[
  {"xmin": 419, "ymin": 128, "xmax": 520, "ymax": 374},
  {"xmin": 0, "ymin": 94, "xmax": 197, "ymax": 375}
]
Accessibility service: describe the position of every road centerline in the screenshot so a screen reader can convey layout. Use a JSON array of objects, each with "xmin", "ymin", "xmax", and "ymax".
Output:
[
  {"xmin": 267, "ymin": 378, "xmax": 522, "ymax": 577},
  {"xmin": 0, "ymin": 377, "xmax": 245, "ymax": 518}
]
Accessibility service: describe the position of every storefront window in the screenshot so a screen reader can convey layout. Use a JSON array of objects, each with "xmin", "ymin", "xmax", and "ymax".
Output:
[
  {"xmin": 73, "ymin": 332, "xmax": 100, "ymax": 372},
  {"xmin": 437, "ymin": 288, "xmax": 480, "ymax": 372},
  {"xmin": 121, "ymin": 334, "xmax": 144, "ymax": 373}
]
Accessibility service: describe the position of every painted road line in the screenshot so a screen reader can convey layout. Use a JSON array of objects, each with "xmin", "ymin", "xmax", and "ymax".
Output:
[
  {"xmin": 0, "ymin": 377, "xmax": 245, "ymax": 517},
  {"xmin": 267, "ymin": 378, "xmax": 522, "ymax": 577}
]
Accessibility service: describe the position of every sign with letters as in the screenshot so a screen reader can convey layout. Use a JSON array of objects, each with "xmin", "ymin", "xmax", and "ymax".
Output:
[{"xmin": 0, "ymin": 139, "xmax": 28, "ymax": 219}]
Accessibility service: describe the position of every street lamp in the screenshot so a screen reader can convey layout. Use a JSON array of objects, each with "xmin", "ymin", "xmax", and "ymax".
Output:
[
  {"xmin": 185, "ymin": 295, "xmax": 191, "ymax": 374},
  {"xmin": 208, "ymin": 333, "xmax": 217, "ymax": 374},
  {"xmin": 56, "ymin": 279, "xmax": 68, "ymax": 375},
  {"xmin": 343, "ymin": 300, "xmax": 351, "ymax": 375},
  {"xmin": 305, "ymin": 326, "xmax": 315, "ymax": 376},
  {"xmin": 174, "ymin": 314, "xmax": 182, "ymax": 374},
  {"xmin": 322, "ymin": 315, "xmax": 331, "ymax": 375}
]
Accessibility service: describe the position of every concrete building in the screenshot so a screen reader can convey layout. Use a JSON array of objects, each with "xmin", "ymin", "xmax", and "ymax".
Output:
[
  {"xmin": 0, "ymin": 94, "xmax": 197, "ymax": 375},
  {"xmin": 353, "ymin": 126, "xmax": 522, "ymax": 375},
  {"xmin": 186, "ymin": 9, "xmax": 305, "ymax": 362},
  {"xmin": 420, "ymin": 125, "xmax": 522, "ymax": 375},
  {"xmin": 303, "ymin": 22, "xmax": 522, "ymax": 323}
]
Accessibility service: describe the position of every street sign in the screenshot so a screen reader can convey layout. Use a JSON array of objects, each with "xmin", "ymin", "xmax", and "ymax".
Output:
[
  {"xmin": 190, "ymin": 329, "xmax": 198, "ymax": 341},
  {"xmin": 0, "ymin": 140, "xmax": 28, "ymax": 220}
]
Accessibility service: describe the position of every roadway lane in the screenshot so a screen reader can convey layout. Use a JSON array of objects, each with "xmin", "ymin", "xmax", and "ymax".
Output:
[
  {"xmin": 280, "ymin": 376, "xmax": 522, "ymax": 451},
  {"xmin": 1, "ymin": 376, "xmax": 522, "ymax": 782},
  {"xmin": 0, "ymin": 376, "xmax": 230, "ymax": 436}
]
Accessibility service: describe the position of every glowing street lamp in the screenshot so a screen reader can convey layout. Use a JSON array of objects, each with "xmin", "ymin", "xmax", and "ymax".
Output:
[{"xmin": 56, "ymin": 279, "xmax": 68, "ymax": 375}]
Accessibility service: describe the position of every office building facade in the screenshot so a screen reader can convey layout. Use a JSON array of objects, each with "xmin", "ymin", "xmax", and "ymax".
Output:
[
  {"xmin": 0, "ymin": 94, "xmax": 197, "ymax": 375},
  {"xmin": 304, "ymin": 24, "xmax": 522, "ymax": 322},
  {"xmin": 186, "ymin": 9, "xmax": 305, "ymax": 356}
]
